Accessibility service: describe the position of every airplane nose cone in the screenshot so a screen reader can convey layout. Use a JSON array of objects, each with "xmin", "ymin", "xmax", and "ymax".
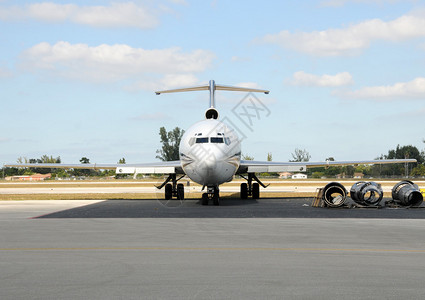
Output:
[
  {"xmin": 181, "ymin": 144, "xmax": 237, "ymax": 186},
  {"xmin": 203, "ymin": 152, "xmax": 217, "ymax": 169}
]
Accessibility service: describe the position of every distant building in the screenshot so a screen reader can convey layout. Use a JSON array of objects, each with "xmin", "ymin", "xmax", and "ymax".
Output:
[
  {"xmin": 279, "ymin": 172, "xmax": 293, "ymax": 179},
  {"xmin": 5, "ymin": 173, "xmax": 51, "ymax": 181},
  {"xmin": 336, "ymin": 172, "xmax": 364, "ymax": 179},
  {"xmin": 292, "ymin": 173, "xmax": 307, "ymax": 179}
]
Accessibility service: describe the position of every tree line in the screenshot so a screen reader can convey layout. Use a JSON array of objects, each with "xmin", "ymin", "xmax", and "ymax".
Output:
[
  {"xmin": 1, "ymin": 127, "xmax": 424, "ymax": 179},
  {"xmin": 1, "ymin": 156, "xmax": 126, "ymax": 179},
  {"xmin": 290, "ymin": 143, "xmax": 425, "ymax": 178}
]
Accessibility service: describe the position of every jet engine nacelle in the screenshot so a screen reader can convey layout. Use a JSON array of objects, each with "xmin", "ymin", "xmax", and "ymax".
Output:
[
  {"xmin": 205, "ymin": 108, "xmax": 219, "ymax": 119},
  {"xmin": 392, "ymin": 180, "xmax": 423, "ymax": 206},
  {"xmin": 350, "ymin": 181, "xmax": 383, "ymax": 206},
  {"xmin": 322, "ymin": 182, "xmax": 347, "ymax": 207}
]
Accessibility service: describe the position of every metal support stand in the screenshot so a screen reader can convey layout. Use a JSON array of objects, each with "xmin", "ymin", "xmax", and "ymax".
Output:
[{"xmin": 156, "ymin": 174, "xmax": 185, "ymax": 190}]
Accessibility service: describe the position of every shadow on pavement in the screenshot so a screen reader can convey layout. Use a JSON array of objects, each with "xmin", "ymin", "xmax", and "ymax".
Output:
[{"xmin": 37, "ymin": 197, "xmax": 425, "ymax": 219}]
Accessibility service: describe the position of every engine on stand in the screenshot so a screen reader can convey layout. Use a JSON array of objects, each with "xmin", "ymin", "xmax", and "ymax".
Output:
[{"xmin": 313, "ymin": 180, "xmax": 423, "ymax": 209}]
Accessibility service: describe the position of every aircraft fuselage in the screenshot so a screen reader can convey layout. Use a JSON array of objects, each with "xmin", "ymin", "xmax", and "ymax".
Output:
[{"xmin": 179, "ymin": 119, "xmax": 241, "ymax": 187}]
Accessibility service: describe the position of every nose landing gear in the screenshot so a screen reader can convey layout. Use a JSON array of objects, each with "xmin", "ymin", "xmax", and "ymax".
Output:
[{"xmin": 201, "ymin": 186, "xmax": 220, "ymax": 206}]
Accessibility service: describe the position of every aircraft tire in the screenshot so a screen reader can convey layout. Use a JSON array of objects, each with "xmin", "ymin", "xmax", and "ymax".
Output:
[
  {"xmin": 252, "ymin": 183, "xmax": 260, "ymax": 199},
  {"xmin": 201, "ymin": 193, "xmax": 209, "ymax": 206},
  {"xmin": 165, "ymin": 183, "xmax": 172, "ymax": 200},
  {"xmin": 213, "ymin": 192, "xmax": 220, "ymax": 206},
  {"xmin": 177, "ymin": 183, "xmax": 184, "ymax": 200},
  {"xmin": 240, "ymin": 183, "xmax": 248, "ymax": 199}
]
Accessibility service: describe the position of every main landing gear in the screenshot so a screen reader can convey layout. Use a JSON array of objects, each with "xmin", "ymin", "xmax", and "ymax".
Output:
[
  {"xmin": 201, "ymin": 186, "xmax": 220, "ymax": 206},
  {"xmin": 156, "ymin": 174, "xmax": 185, "ymax": 200},
  {"xmin": 239, "ymin": 173, "xmax": 268, "ymax": 200}
]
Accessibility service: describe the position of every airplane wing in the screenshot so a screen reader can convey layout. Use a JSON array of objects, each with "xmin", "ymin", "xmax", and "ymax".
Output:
[
  {"xmin": 236, "ymin": 159, "xmax": 417, "ymax": 174},
  {"xmin": 4, "ymin": 161, "xmax": 184, "ymax": 175}
]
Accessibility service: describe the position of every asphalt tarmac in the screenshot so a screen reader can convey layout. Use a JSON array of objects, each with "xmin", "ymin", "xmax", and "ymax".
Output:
[
  {"xmin": 1, "ymin": 198, "xmax": 425, "ymax": 299},
  {"xmin": 38, "ymin": 197, "xmax": 425, "ymax": 219}
]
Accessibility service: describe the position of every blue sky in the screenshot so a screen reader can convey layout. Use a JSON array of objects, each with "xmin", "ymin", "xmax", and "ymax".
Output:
[{"xmin": 1, "ymin": 0, "xmax": 425, "ymax": 165}]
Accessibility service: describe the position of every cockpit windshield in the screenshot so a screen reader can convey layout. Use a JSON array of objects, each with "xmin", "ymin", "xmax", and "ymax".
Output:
[
  {"xmin": 210, "ymin": 137, "xmax": 224, "ymax": 143},
  {"xmin": 192, "ymin": 136, "xmax": 230, "ymax": 145},
  {"xmin": 195, "ymin": 137, "xmax": 209, "ymax": 143}
]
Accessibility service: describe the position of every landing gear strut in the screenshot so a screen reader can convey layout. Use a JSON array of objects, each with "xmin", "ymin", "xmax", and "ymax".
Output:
[
  {"xmin": 201, "ymin": 186, "xmax": 220, "ymax": 206},
  {"xmin": 157, "ymin": 174, "xmax": 185, "ymax": 200},
  {"xmin": 240, "ymin": 173, "xmax": 268, "ymax": 199}
]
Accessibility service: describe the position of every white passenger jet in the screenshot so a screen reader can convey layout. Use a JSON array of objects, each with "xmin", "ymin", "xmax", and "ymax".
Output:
[{"xmin": 6, "ymin": 80, "xmax": 416, "ymax": 205}]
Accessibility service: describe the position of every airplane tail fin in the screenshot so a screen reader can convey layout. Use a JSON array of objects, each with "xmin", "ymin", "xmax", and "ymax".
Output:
[{"xmin": 155, "ymin": 80, "xmax": 269, "ymax": 109}]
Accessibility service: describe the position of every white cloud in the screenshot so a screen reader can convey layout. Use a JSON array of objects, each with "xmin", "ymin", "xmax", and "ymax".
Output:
[
  {"xmin": 21, "ymin": 42, "xmax": 215, "ymax": 85},
  {"xmin": 128, "ymin": 74, "xmax": 200, "ymax": 91},
  {"xmin": 0, "ymin": 137, "xmax": 11, "ymax": 143},
  {"xmin": 0, "ymin": 66, "xmax": 12, "ymax": 78},
  {"xmin": 261, "ymin": 13, "xmax": 425, "ymax": 56},
  {"xmin": 168, "ymin": 0, "xmax": 188, "ymax": 5},
  {"xmin": 320, "ymin": 0, "xmax": 409, "ymax": 7},
  {"xmin": 236, "ymin": 82, "xmax": 263, "ymax": 89},
  {"xmin": 231, "ymin": 56, "xmax": 251, "ymax": 62},
  {"xmin": 337, "ymin": 77, "xmax": 425, "ymax": 100},
  {"xmin": 389, "ymin": 108, "xmax": 425, "ymax": 119},
  {"xmin": 288, "ymin": 71, "xmax": 353, "ymax": 87},
  {"xmin": 0, "ymin": 2, "xmax": 158, "ymax": 29}
]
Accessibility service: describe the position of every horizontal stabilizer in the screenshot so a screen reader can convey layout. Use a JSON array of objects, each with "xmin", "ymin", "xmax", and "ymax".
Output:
[
  {"xmin": 215, "ymin": 84, "xmax": 269, "ymax": 94},
  {"xmin": 155, "ymin": 79, "xmax": 269, "ymax": 110},
  {"xmin": 155, "ymin": 84, "xmax": 209, "ymax": 95},
  {"xmin": 155, "ymin": 82, "xmax": 269, "ymax": 95}
]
